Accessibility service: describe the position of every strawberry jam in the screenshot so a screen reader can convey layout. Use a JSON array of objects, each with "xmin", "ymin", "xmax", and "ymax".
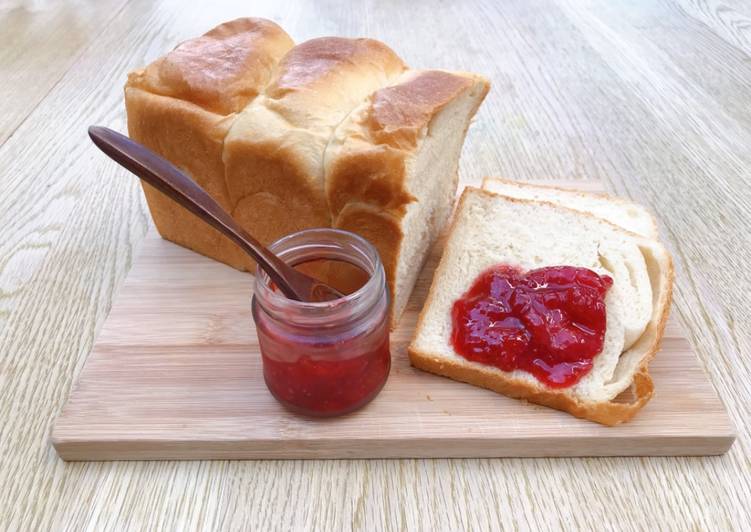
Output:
[
  {"xmin": 252, "ymin": 229, "xmax": 391, "ymax": 417},
  {"xmin": 451, "ymin": 265, "xmax": 613, "ymax": 388},
  {"xmin": 258, "ymin": 326, "xmax": 390, "ymax": 416}
]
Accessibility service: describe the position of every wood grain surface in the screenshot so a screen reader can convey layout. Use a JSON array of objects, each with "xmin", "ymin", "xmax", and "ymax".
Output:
[
  {"xmin": 1, "ymin": 0, "xmax": 750, "ymax": 529},
  {"xmin": 52, "ymin": 206, "xmax": 734, "ymax": 460}
]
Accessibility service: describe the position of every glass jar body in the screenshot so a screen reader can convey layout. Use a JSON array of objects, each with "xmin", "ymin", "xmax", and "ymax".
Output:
[{"xmin": 252, "ymin": 229, "xmax": 391, "ymax": 417}]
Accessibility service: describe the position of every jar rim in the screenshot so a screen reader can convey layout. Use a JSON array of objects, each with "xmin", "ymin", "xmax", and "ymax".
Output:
[{"xmin": 253, "ymin": 228, "xmax": 386, "ymax": 326}]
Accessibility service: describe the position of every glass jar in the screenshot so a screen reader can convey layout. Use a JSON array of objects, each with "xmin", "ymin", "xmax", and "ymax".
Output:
[{"xmin": 251, "ymin": 228, "xmax": 391, "ymax": 417}]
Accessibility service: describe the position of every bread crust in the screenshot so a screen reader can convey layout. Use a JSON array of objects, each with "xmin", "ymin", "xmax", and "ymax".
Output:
[
  {"xmin": 125, "ymin": 87, "xmax": 251, "ymax": 270},
  {"xmin": 127, "ymin": 18, "xmax": 293, "ymax": 115},
  {"xmin": 327, "ymin": 71, "xmax": 489, "ymax": 216},
  {"xmin": 265, "ymin": 37, "xmax": 405, "ymax": 100},
  {"xmin": 365, "ymin": 71, "xmax": 476, "ymax": 149},
  {"xmin": 408, "ymin": 187, "xmax": 674, "ymax": 425},
  {"xmin": 408, "ymin": 350, "xmax": 655, "ymax": 426},
  {"xmin": 125, "ymin": 18, "xmax": 294, "ymax": 271}
]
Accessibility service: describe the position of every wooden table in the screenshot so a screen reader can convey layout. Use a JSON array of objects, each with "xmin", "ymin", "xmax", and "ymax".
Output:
[{"xmin": 1, "ymin": 0, "xmax": 749, "ymax": 529}]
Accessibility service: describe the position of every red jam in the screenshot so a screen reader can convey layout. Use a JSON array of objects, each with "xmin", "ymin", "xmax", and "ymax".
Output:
[
  {"xmin": 260, "ymin": 332, "xmax": 390, "ymax": 416},
  {"xmin": 252, "ymin": 228, "xmax": 391, "ymax": 418},
  {"xmin": 451, "ymin": 265, "xmax": 613, "ymax": 388}
]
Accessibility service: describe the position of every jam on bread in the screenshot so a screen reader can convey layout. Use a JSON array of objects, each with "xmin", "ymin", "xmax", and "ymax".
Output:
[{"xmin": 451, "ymin": 265, "xmax": 612, "ymax": 388}]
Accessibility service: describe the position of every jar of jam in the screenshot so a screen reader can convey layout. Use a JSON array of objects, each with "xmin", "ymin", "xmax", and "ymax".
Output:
[{"xmin": 251, "ymin": 228, "xmax": 391, "ymax": 417}]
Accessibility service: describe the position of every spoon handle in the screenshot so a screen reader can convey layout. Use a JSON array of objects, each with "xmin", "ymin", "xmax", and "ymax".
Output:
[{"xmin": 88, "ymin": 126, "xmax": 302, "ymax": 300}]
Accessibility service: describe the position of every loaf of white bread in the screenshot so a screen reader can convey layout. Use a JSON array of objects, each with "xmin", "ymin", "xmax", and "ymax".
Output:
[
  {"xmin": 125, "ymin": 18, "xmax": 489, "ymax": 325},
  {"xmin": 409, "ymin": 180, "xmax": 673, "ymax": 425}
]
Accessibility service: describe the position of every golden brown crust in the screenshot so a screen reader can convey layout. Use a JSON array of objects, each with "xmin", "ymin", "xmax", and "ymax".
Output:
[
  {"xmin": 366, "ymin": 71, "xmax": 475, "ymax": 149},
  {"xmin": 223, "ymin": 140, "xmax": 326, "ymax": 210},
  {"xmin": 221, "ymin": 134, "xmax": 333, "ymax": 264},
  {"xmin": 332, "ymin": 203, "xmax": 404, "ymax": 326},
  {"xmin": 327, "ymin": 72, "xmax": 488, "ymax": 218},
  {"xmin": 265, "ymin": 37, "xmax": 405, "ymax": 99},
  {"xmin": 408, "ymin": 187, "xmax": 674, "ymax": 425},
  {"xmin": 127, "ymin": 18, "xmax": 293, "ymax": 115},
  {"xmin": 125, "ymin": 18, "xmax": 294, "ymax": 271},
  {"xmin": 125, "ymin": 87, "xmax": 251, "ymax": 270},
  {"xmin": 408, "ymin": 348, "xmax": 655, "ymax": 426},
  {"xmin": 326, "ymin": 145, "xmax": 414, "ymax": 218}
]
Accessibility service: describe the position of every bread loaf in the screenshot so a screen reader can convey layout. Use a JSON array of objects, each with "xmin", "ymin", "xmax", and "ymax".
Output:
[
  {"xmin": 125, "ymin": 18, "xmax": 489, "ymax": 325},
  {"xmin": 125, "ymin": 18, "xmax": 294, "ymax": 270},
  {"xmin": 223, "ymin": 37, "xmax": 407, "ymax": 258},
  {"xmin": 409, "ymin": 186, "xmax": 673, "ymax": 425}
]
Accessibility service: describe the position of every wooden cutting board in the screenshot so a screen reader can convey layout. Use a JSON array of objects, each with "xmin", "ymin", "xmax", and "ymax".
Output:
[{"xmin": 52, "ymin": 181, "xmax": 735, "ymax": 460}]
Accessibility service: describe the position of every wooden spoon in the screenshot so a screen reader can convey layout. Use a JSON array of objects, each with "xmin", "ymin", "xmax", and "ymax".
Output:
[{"xmin": 88, "ymin": 126, "xmax": 343, "ymax": 302}]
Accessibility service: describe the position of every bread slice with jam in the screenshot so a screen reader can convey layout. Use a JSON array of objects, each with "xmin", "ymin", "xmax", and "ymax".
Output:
[{"xmin": 408, "ymin": 186, "xmax": 673, "ymax": 425}]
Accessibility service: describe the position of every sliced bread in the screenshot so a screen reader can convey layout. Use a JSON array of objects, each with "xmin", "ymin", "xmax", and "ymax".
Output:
[
  {"xmin": 408, "ymin": 187, "xmax": 673, "ymax": 425},
  {"xmin": 482, "ymin": 177, "xmax": 658, "ymax": 239}
]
